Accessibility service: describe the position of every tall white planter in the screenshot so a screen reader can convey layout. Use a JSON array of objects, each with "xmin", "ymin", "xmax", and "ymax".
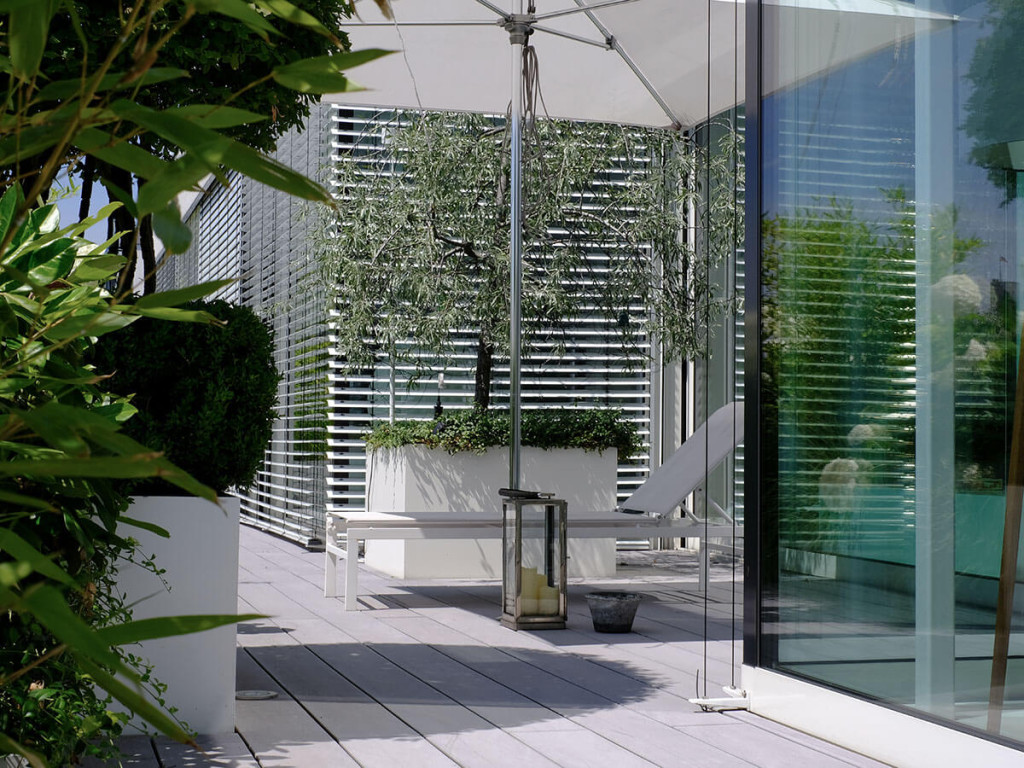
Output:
[
  {"xmin": 116, "ymin": 496, "xmax": 239, "ymax": 735},
  {"xmin": 365, "ymin": 445, "xmax": 617, "ymax": 578}
]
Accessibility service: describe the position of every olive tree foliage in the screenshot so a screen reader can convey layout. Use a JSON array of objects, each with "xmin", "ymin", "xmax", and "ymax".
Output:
[
  {"xmin": 314, "ymin": 112, "xmax": 741, "ymax": 410},
  {"xmin": 0, "ymin": 2, "xmax": 385, "ymax": 764}
]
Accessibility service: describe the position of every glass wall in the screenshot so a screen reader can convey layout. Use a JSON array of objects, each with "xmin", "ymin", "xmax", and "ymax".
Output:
[{"xmin": 759, "ymin": 0, "xmax": 1024, "ymax": 743}]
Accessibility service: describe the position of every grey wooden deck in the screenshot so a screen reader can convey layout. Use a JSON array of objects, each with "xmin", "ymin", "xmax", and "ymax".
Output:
[{"xmin": 112, "ymin": 526, "xmax": 889, "ymax": 767}]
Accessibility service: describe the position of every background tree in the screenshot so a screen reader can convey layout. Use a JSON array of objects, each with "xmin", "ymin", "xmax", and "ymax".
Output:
[
  {"xmin": 760, "ymin": 191, "xmax": 992, "ymax": 551},
  {"xmin": 964, "ymin": 0, "xmax": 1024, "ymax": 196},
  {"xmin": 44, "ymin": 1, "xmax": 355, "ymax": 294},
  {"xmin": 314, "ymin": 112, "xmax": 740, "ymax": 412}
]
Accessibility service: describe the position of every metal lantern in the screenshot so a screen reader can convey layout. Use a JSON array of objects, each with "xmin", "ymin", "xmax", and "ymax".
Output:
[{"xmin": 500, "ymin": 493, "xmax": 568, "ymax": 630}]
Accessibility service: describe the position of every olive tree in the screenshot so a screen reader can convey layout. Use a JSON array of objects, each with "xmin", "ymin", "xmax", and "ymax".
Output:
[{"xmin": 314, "ymin": 111, "xmax": 741, "ymax": 411}]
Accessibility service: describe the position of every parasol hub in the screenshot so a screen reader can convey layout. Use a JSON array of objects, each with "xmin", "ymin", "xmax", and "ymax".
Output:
[{"xmin": 502, "ymin": 14, "xmax": 536, "ymax": 46}]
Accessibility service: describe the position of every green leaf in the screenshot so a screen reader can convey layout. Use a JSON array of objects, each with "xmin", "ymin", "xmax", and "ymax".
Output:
[
  {"xmin": 0, "ymin": 530, "xmax": 75, "ymax": 587},
  {"xmin": 21, "ymin": 402, "xmax": 120, "ymax": 434},
  {"xmin": 92, "ymin": 400, "xmax": 138, "ymax": 424},
  {"xmin": 136, "ymin": 155, "xmax": 211, "ymax": 216},
  {"xmin": 6, "ymin": 404, "xmax": 220, "ymax": 502},
  {"xmin": 126, "ymin": 306, "xmax": 224, "ymax": 324},
  {"xmin": 71, "ymin": 254, "xmax": 127, "ymax": 282},
  {"xmin": 74, "ymin": 127, "xmax": 169, "ymax": 180},
  {"xmin": 7, "ymin": 202, "xmax": 59, "ymax": 252},
  {"xmin": 42, "ymin": 309, "xmax": 137, "ymax": 341},
  {"xmin": 191, "ymin": 0, "xmax": 279, "ymax": 38},
  {"xmin": 0, "ymin": 733, "xmax": 44, "ymax": 768},
  {"xmin": 35, "ymin": 67, "xmax": 187, "ymax": 102},
  {"xmin": 75, "ymin": 657, "xmax": 193, "ymax": 745},
  {"xmin": 220, "ymin": 140, "xmax": 329, "ymax": 201},
  {"xmin": 0, "ymin": 456, "xmax": 168, "ymax": 479},
  {"xmin": 0, "ymin": 185, "xmax": 22, "ymax": 244},
  {"xmin": 16, "ymin": 402, "xmax": 111, "ymax": 454},
  {"xmin": 18, "ymin": 238, "xmax": 76, "ymax": 286},
  {"xmin": 255, "ymin": 0, "xmax": 335, "ymax": 38},
  {"xmin": 117, "ymin": 515, "xmax": 170, "ymax": 539},
  {"xmin": 21, "ymin": 585, "xmax": 121, "ymax": 668},
  {"xmin": 9, "ymin": 1, "xmax": 56, "ymax": 80},
  {"xmin": 151, "ymin": 201, "xmax": 193, "ymax": 254},
  {"xmin": 83, "ymin": 430, "xmax": 219, "ymax": 502},
  {"xmin": 0, "ymin": 0, "xmax": 43, "ymax": 10},
  {"xmin": 168, "ymin": 105, "xmax": 268, "ymax": 130},
  {"xmin": 306, "ymin": 48, "xmax": 393, "ymax": 72},
  {"xmin": 0, "ymin": 586, "xmax": 17, "ymax": 611},
  {"xmin": 0, "ymin": 291, "xmax": 39, "ymax": 317},
  {"xmin": 0, "ymin": 561, "xmax": 34, "ymax": 588},
  {"xmin": 75, "ymin": 232, "xmax": 124, "ymax": 256},
  {"xmin": 97, "ymin": 613, "xmax": 262, "ymax": 645},
  {"xmin": 0, "ymin": 123, "xmax": 65, "ymax": 166},
  {"xmin": 271, "ymin": 50, "xmax": 392, "ymax": 94},
  {"xmin": 134, "ymin": 280, "xmax": 236, "ymax": 309},
  {"xmin": 110, "ymin": 101, "xmax": 328, "ymax": 202},
  {"xmin": 0, "ymin": 488, "xmax": 55, "ymax": 510},
  {"xmin": 0, "ymin": 378, "xmax": 33, "ymax": 396},
  {"xmin": 98, "ymin": 175, "xmax": 139, "ymax": 222},
  {"xmin": 58, "ymin": 201, "xmax": 121, "ymax": 240},
  {"xmin": 0, "ymin": 454, "xmax": 219, "ymax": 503},
  {"xmin": 0, "ymin": 295, "xmax": 17, "ymax": 337}
]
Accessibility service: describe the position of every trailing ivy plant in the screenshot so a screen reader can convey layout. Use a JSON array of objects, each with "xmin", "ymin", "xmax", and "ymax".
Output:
[{"xmin": 365, "ymin": 409, "xmax": 640, "ymax": 461}]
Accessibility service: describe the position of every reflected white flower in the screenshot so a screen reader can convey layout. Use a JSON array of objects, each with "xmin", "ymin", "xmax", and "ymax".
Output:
[
  {"xmin": 847, "ymin": 424, "xmax": 880, "ymax": 447},
  {"xmin": 819, "ymin": 458, "xmax": 860, "ymax": 513},
  {"xmin": 933, "ymin": 274, "xmax": 982, "ymax": 315},
  {"xmin": 961, "ymin": 463, "xmax": 982, "ymax": 489},
  {"xmin": 962, "ymin": 338, "xmax": 987, "ymax": 362}
]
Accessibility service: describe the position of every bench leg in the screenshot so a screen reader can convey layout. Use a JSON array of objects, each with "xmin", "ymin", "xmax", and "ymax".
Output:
[
  {"xmin": 324, "ymin": 548, "xmax": 337, "ymax": 597},
  {"xmin": 345, "ymin": 539, "xmax": 360, "ymax": 611}
]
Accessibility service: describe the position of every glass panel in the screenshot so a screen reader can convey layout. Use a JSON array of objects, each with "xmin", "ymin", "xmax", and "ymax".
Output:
[
  {"xmin": 520, "ymin": 503, "xmax": 561, "ymax": 617},
  {"xmin": 503, "ymin": 502, "xmax": 518, "ymax": 617},
  {"xmin": 761, "ymin": 0, "xmax": 1024, "ymax": 742}
]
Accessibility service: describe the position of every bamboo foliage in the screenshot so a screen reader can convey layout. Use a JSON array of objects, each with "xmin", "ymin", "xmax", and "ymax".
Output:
[{"xmin": 0, "ymin": 2, "xmax": 385, "ymax": 763}]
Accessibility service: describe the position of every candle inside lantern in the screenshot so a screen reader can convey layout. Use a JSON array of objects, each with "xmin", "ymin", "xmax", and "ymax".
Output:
[
  {"xmin": 520, "ymin": 566, "xmax": 541, "ymax": 614},
  {"xmin": 538, "ymin": 584, "xmax": 559, "ymax": 615}
]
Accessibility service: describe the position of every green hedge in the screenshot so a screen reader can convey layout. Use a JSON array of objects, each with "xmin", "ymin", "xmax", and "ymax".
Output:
[
  {"xmin": 93, "ymin": 299, "xmax": 279, "ymax": 495},
  {"xmin": 365, "ymin": 408, "xmax": 639, "ymax": 460}
]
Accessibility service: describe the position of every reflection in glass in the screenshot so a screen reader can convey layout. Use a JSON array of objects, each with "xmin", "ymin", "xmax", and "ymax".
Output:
[{"xmin": 760, "ymin": 0, "xmax": 1024, "ymax": 744}]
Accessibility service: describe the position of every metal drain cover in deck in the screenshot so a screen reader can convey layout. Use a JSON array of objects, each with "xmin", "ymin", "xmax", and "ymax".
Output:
[{"xmin": 235, "ymin": 690, "xmax": 278, "ymax": 701}]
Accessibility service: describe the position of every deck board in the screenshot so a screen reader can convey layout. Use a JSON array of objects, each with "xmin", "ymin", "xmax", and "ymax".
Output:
[
  {"xmin": 108, "ymin": 525, "xmax": 889, "ymax": 768},
  {"xmin": 153, "ymin": 733, "xmax": 260, "ymax": 768},
  {"xmin": 80, "ymin": 734, "xmax": 160, "ymax": 768},
  {"xmin": 234, "ymin": 646, "xmax": 361, "ymax": 767}
]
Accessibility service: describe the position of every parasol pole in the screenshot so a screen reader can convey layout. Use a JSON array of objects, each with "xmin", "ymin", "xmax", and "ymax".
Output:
[{"xmin": 506, "ymin": 4, "xmax": 529, "ymax": 490}]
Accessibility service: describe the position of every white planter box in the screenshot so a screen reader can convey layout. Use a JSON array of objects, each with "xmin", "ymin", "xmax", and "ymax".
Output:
[
  {"xmin": 780, "ymin": 547, "xmax": 837, "ymax": 579},
  {"xmin": 115, "ymin": 496, "xmax": 239, "ymax": 735},
  {"xmin": 365, "ymin": 445, "xmax": 617, "ymax": 578}
]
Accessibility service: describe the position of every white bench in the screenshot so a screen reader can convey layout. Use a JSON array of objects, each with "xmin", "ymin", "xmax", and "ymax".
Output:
[
  {"xmin": 325, "ymin": 401, "xmax": 744, "ymax": 610},
  {"xmin": 324, "ymin": 507, "xmax": 734, "ymax": 610}
]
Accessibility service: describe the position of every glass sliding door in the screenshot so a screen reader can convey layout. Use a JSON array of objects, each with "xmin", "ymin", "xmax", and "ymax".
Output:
[{"xmin": 759, "ymin": 0, "xmax": 1024, "ymax": 743}]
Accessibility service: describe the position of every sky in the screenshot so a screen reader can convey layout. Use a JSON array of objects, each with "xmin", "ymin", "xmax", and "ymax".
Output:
[{"xmin": 51, "ymin": 170, "xmax": 109, "ymax": 242}]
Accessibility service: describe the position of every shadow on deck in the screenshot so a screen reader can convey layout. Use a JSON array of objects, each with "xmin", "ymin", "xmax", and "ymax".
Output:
[{"xmin": 89, "ymin": 526, "xmax": 884, "ymax": 768}]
